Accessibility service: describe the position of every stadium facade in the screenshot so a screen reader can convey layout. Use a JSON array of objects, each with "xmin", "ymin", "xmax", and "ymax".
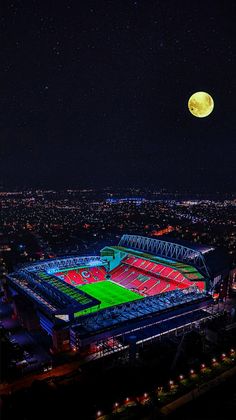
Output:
[{"xmin": 5, "ymin": 235, "xmax": 230, "ymax": 354}]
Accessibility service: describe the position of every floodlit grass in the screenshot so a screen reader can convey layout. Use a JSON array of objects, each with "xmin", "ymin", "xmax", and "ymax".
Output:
[{"xmin": 74, "ymin": 281, "xmax": 143, "ymax": 317}]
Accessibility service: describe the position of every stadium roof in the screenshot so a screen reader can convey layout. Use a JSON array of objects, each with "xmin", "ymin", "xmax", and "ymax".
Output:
[
  {"xmin": 162, "ymin": 237, "xmax": 230, "ymax": 276},
  {"xmin": 72, "ymin": 289, "xmax": 211, "ymax": 342},
  {"xmin": 7, "ymin": 268, "xmax": 101, "ymax": 319},
  {"xmin": 159, "ymin": 237, "xmax": 216, "ymax": 253},
  {"xmin": 118, "ymin": 234, "xmax": 230, "ymax": 278}
]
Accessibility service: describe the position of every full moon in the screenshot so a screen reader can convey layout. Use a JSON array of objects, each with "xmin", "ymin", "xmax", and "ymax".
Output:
[{"xmin": 188, "ymin": 91, "xmax": 214, "ymax": 118}]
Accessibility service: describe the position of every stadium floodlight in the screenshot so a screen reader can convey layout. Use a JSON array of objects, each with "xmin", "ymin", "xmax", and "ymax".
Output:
[
  {"xmin": 87, "ymin": 259, "xmax": 104, "ymax": 267},
  {"xmin": 47, "ymin": 268, "xmax": 58, "ymax": 274}
]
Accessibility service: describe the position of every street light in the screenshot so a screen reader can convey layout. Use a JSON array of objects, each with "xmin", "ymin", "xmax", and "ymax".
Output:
[{"xmin": 113, "ymin": 402, "xmax": 119, "ymax": 414}]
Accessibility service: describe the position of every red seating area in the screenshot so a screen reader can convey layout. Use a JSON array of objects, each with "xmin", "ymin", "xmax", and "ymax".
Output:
[
  {"xmin": 123, "ymin": 255, "xmax": 205, "ymax": 290},
  {"xmin": 110, "ymin": 264, "xmax": 177, "ymax": 296},
  {"xmin": 54, "ymin": 256, "xmax": 204, "ymax": 296},
  {"xmin": 110, "ymin": 265, "xmax": 138, "ymax": 286},
  {"xmin": 55, "ymin": 266, "xmax": 106, "ymax": 286},
  {"xmin": 111, "ymin": 255, "xmax": 205, "ymax": 295}
]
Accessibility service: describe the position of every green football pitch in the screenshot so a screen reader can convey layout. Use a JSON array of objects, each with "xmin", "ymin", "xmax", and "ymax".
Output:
[{"xmin": 74, "ymin": 280, "xmax": 143, "ymax": 317}]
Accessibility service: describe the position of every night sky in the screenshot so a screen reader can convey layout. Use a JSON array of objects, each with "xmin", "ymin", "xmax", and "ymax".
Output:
[{"xmin": 1, "ymin": 1, "xmax": 236, "ymax": 191}]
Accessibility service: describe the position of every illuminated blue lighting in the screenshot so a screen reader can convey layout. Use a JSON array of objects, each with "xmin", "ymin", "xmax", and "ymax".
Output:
[
  {"xmin": 47, "ymin": 268, "xmax": 58, "ymax": 274},
  {"xmin": 87, "ymin": 259, "xmax": 103, "ymax": 267}
]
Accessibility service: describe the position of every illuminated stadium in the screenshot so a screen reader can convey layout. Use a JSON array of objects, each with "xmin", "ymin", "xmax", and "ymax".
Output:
[{"xmin": 6, "ymin": 235, "xmax": 230, "ymax": 354}]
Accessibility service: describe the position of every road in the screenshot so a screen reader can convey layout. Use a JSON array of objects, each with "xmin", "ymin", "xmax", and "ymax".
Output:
[
  {"xmin": 161, "ymin": 365, "xmax": 236, "ymax": 416},
  {"xmin": 0, "ymin": 358, "xmax": 83, "ymax": 395}
]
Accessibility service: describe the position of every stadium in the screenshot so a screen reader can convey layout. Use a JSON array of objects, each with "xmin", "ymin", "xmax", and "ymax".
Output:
[{"xmin": 6, "ymin": 235, "xmax": 230, "ymax": 355}]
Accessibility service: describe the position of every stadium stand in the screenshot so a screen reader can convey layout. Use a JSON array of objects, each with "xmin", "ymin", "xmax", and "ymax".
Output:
[
  {"xmin": 56, "ymin": 266, "xmax": 106, "ymax": 286},
  {"xmin": 6, "ymin": 235, "xmax": 228, "ymax": 354},
  {"xmin": 110, "ymin": 255, "xmax": 205, "ymax": 296}
]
